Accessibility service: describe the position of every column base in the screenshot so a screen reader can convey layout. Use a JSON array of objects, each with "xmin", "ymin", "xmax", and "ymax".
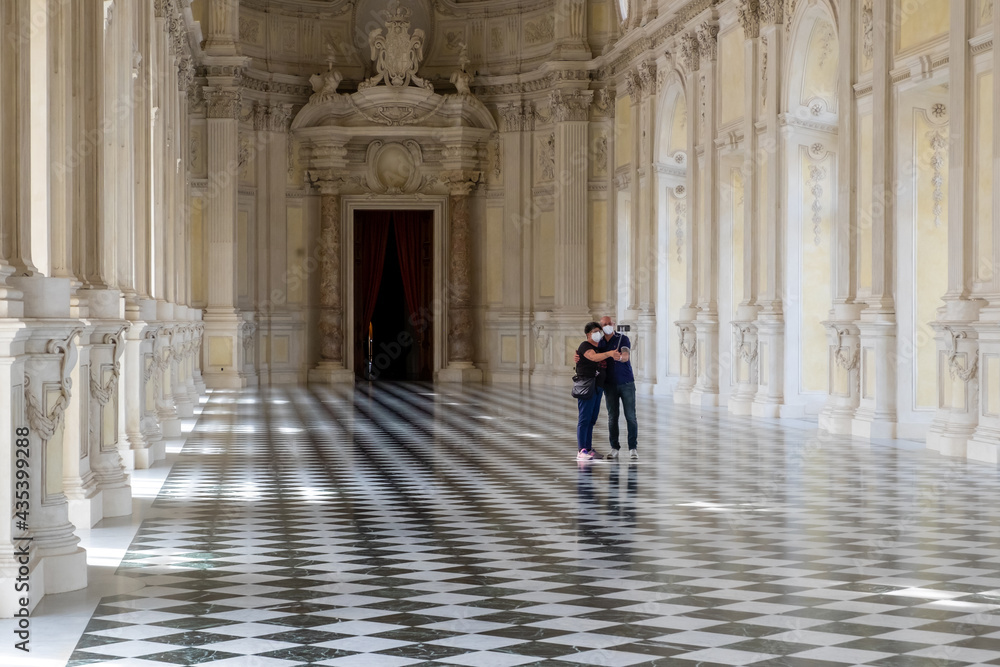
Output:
[
  {"xmin": 67, "ymin": 491, "xmax": 104, "ymax": 530},
  {"xmin": 0, "ymin": 546, "xmax": 87, "ymax": 617},
  {"xmin": 158, "ymin": 414, "xmax": 182, "ymax": 438},
  {"xmin": 102, "ymin": 484, "xmax": 133, "ymax": 518},
  {"xmin": 728, "ymin": 394, "xmax": 754, "ymax": 416},
  {"xmin": 308, "ymin": 362, "xmax": 356, "ymax": 385},
  {"xmin": 927, "ymin": 425, "xmax": 974, "ymax": 459},
  {"xmin": 689, "ymin": 389, "xmax": 719, "ymax": 407},
  {"xmin": 852, "ymin": 412, "xmax": 897, "ymax": 440},
  {"xmin": 437, "ymin": 363, "xmax": 483, "ymax": 383},
  {"xmin": 968, "ymin": 428, "xmax": 1000, "ymax": 464},
  {"xmin": 751, "ymin": 400, "xmax": 782, "ymax": 419},
  {"xmin": 818, "ymin": 407, "xmax": 856, "ymax": 435}
]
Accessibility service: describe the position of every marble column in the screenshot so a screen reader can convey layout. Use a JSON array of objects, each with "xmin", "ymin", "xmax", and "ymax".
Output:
[
  {"xmin": 969, "ymin": 1, "xmax": 1000, "ymax": 462},
  {"xmin": 493, "ymin": 102, "xmax": 531, "ymax": 381},
  {"xmin": 752, "ymin": 1, "xmax": 786, "ymax": 418},
  {"xmin": 202, "ymin": 85, "xmax": 246, "ymax": 388},
  {"xmin": 12, "ymin": 320, "xmax": 88, "ymax": 613},
  {"xmin": 691, "ymin": 21, "xmax": 720, "ymax": 407},
  {"xmin": 730, "ymin": 1, "xmax": 762, "ymax": 416},
  {"xmin": 633, "ymin": 64, "xmax": 657, "ymax": 390},
  {"xmin": 927, "ymin": 0, "xmax": 981, "ymax": 458},
  {"xmin": 819, "ymin": 0, "xmax": 863, "ymax": 433},
  {"xmin": 309, "ymin": 187, "xmax": 355, "ymax": 384},
  {"xmin": 439, "ymin": 174, "xmax": 483, "ymax": 383},
  {"xmin": 674, "ymin": 33, "xmax": 701, "ymax": 403},
  {"xmin": 853, "ymin": 0, "xmax": 897, "ymax": 439},
  {"xmin": 552, "ymin": 89, "xmax": 593, "ymax": 316}
]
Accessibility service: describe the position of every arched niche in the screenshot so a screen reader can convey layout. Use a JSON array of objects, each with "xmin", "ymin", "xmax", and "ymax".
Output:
[
  {"xmin": 652, "ymin": 73, "xmax": 688, "ymax": 386},
  {"xmin": 782, "ymin": 0, "xmax": 840, "ymax": 409}
]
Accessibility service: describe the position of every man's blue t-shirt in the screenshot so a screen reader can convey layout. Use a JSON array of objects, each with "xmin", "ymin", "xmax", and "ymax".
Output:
[{"xmin": 597, "ymin": 333, "xmax": 635, "ymax": 386}]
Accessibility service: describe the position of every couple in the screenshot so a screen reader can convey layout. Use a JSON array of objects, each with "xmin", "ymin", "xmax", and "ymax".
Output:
[{"xmin": 575, "ymin": 316, "xmax": 639, "ymax": 462}]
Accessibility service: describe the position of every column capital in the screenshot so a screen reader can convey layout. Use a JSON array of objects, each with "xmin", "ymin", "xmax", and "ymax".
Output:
[
  {"xmin": 550, "ymin": 89, "xmax": 593, "ymax": 122},
  {"xmin": 760, "ymin": 0, "xmax": 785, "ymax": 26},
  {"xmin": 697, "ymin": 21, "xmax": 720, "ymax": 62},
  {"xmin": 592, "ymin": 88, "xmax": 615, "ymax": 118},
  {"xmin": 679, "ymin": 31, "xmax": 701, "ymax": 72},
  {"xmin": 737, "ymin": 0, "xmax": 761, "ymax": 39},
  {"xmin": 496, "ymin": 101, "xmax": 529, "ymax": 132},
  {"xmin": 206, "ymin": 89, "xmax": 242, "ymax": 119},
  {"xmin": 441, "ymin": 170, "xmax": 483, "ymax": 196},
  {"xmin": 267, "ymin": 104, "xmax": 294, "ymax": 132}
]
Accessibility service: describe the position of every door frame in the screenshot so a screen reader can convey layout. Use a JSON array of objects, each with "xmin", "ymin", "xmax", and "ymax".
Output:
[{"xmin": 344, "ymin": 196, "xmax": 448, "ymax": 380}]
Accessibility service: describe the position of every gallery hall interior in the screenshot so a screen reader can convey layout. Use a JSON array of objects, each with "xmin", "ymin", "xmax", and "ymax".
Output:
[{"xmin": 5, "ymin": 0, "xmax": 1000, "ymax": 665}]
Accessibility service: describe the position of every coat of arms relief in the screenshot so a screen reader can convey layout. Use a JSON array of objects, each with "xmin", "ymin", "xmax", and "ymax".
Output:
[{"xmin": 358, "ymin": 5, "xmax": 434, "ymax": 91}]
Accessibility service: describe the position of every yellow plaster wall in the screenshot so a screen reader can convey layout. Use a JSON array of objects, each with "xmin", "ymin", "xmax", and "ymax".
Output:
[
  {"xmin": 615, "ymin": 96, "xmax": 633, "ymax": 168},
  {"xmin": 538, "ymin": 210, "xmax": 555, "ymax": 298},
  {"xmin": 858, "ymin": 113, "xmax": 873, "ymax": 292},
  {"xmin": 287, "ymin": 207, "xmax": 305, "ymax": 304},
  {"xmin": 987, "ymin": 355, "xmax": 1000, "ymax": 416},
  {"xmin": 486, "ymin": 207, "xmax": 504, "ymax": 304},
  {"xmin": 589, "ymin": 200, "xmax": 608, "ymax": 304},
  {"xmin": 914, "ymin": 111, "xmax": 949, "ymax": 409},
  {"xmin": 191, "ymin": 197, "xmax": 204, "ymax": 306},
  {"xmin": 977, "ymin": 71, "xmax": 994, "ymax": 283},
  {"xmin": 898, "ymin": 0, "xmax": 949, "ymax": 53},
  {"xmin": 800, "ymin": 20, "xmax": 838, "ymax": 111},
  {"xmin": 731, "ymin": 168, "xmax": 745, "ymax": 318},
  {"xmin": 669, "ymin": 101, "xmax": 687, "ymax": 155},
  {"xmin": 719, "ymin": 27, "xmax": 745, "ymax": 127},
  {"xmin": 758, "ymin": 153, "xmax": 768, "ymax": 294},
  {"xmin": 669, "ymin": 192, "xmax": 686, "ymax": 375},
  {"xmin": 238, "ymin": 210, "xmax": 249, "ymax": 300},
  {"xmin": 209, "ymin": 336, "xmax": 233, "ymax": 367},
  {"xmin": 800, "ymin": 151, "xmax": 833, "ymax": 393}
]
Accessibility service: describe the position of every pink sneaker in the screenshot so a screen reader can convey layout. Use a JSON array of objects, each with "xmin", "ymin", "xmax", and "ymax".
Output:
[{"xmin": 576, "ymin": 449, "xmax": 594, "ymax": 461}]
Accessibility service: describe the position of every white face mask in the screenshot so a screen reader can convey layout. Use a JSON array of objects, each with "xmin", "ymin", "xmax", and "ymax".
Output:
[
  {"xmin": 590, "ymin": 331, "xmax": 602, "ymax": 343},
  {"xmin": 602, "ymin": 325, "xmax": 614, "ymax": 336}
]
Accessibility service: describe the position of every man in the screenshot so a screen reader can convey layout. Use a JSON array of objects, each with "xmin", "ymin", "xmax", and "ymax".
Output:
[{"xmin": 575, "ymin": 316, "xmax": 639, "ymax": 460}]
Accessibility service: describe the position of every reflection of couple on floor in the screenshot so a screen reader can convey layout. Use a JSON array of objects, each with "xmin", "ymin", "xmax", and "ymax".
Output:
[{"xmin": 576, "ymin": 463, "xmax": 639, "ymax": 543}]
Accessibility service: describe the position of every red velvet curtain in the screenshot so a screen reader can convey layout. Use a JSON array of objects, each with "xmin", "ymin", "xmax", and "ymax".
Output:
[
  {"xmin": 359, "ymin": 211, "xmax": 392, "ymax": 336},
  {"xmin": 392, "ymin": 211, "xmax": 428, "ymax": 339}
]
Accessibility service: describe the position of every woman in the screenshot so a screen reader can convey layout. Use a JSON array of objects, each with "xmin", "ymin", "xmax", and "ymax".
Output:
[{"xmin": 576, "ymin": 321, "xmax": 621, "ymax": 461}]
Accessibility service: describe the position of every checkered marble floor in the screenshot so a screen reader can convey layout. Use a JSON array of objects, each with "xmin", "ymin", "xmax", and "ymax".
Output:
[{"xmin": 65, "ymin": 383, "xmax": 1000, "ymax": 667}]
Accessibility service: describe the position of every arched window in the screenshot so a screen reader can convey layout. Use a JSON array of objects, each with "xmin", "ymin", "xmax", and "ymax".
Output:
[{"xmin": 618, "ymin": 0, "xmax": 629, "ymax": 22}]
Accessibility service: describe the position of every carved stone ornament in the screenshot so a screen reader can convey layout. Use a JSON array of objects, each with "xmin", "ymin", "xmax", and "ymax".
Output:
[
  {"xmin": 760, "ymin": 0, "xmax": 784, "ymax": 25},
  {"xmin": 696, "ymin": 22, "xmax": 720, "ymax": 62},
  {"xmin": 366, "ymin": 140, "xmax": 427, "ymax": 194},
  {"xmin": 677, "ymin": 324, "xmax": 698, "ymax": 375},
  {"xmin": 90, "ymin": 325, "xmax": 129, "ymax": 408},
  {"xmin": 25, "ymin": 328, "xmax": 83, "ymax": 442},
  {"xmin": 733, "ymin": 323, "xmax": 758, "ymax": 365},
  {"xmin": 944, "ymin": 327, "xmax": 979, "ymax": 383},
  {"xmin": 497, "ymin": 101, "xmax": 529, "ymax": 132},
  {"xmin": 358, "ymin": 5, "xmax": 433, "ymax": 91},
  {"xmin": 310, "ymin": 67, "xmax": 344, "ymax": 104},
  {"xmin": 593, "ymin": 88, "xmax": 615, "ymax": 118},
  {"xmin": 206, "ymin": 89, "xmax": 241, "ymax": 119},
  {"xmin": 680, "ymin": 31, "xmax": 701, "ymax": 72},
  {"xmin": 551, "ymin": 89, "xmax": 593, "ymax": 122},
  {"xmin": 861, "ymin": 0, "xmax": 874, "ymax": 62},
  {"xmin": 737, "ymin": 0, "xmax": 761, "ymax": 38}
]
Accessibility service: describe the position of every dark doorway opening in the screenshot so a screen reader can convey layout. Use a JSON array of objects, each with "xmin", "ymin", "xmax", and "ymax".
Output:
[{"xmin": 354, "ymin": 210, "xmax": 433, "ymax": 381}]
